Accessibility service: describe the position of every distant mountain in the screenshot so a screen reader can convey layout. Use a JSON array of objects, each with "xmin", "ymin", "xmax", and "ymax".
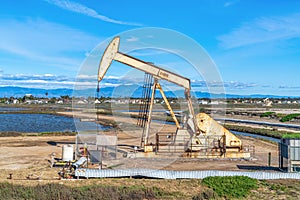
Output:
[
  {"xmin": 0, "ymin": 86, "xmax": 295, "ymax": 99},
  {"xmin": 0, "ymin": 87, "xmax": 73, "ymax": 98}
]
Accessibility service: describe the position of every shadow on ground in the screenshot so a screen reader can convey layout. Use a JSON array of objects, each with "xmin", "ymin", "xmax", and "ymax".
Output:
[
  {"xmin": 47, "ymin": 141, "xmax": 75, "ymax": 146},
  {"xmin": 237, "ymin": 165, "xmax": 280, "ymax": 171}
]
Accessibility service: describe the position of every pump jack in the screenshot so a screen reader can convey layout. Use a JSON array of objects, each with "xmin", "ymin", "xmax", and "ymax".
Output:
[{"xmin": 97, "ymin": 37, "xmax": 250, "ymax": 158}]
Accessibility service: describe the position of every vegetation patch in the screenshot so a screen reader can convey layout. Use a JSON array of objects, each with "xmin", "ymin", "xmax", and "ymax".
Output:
[
  {"xmin": 192, "ymin": 188, "xmax": 218, "ymax": 200},
  {"xmin": 280, "ymin": 113, "xmax": 300, "ymax": 122},
  {"xmin": 202, "ymin": 176, "xmax": 258, "ymax": 199},
  {"xmin": 260, "ymin": 112, "xmax": 275, "ymax": 118},
  {"xmin": 259, "ymin": 180, "xmax": 288, "ymax": 195},
  {"xmin": 0, "ymin": 182, "xmax": 177, "ymax": 200},
  {"xmin": 0, "ymin": 131, "xmax": 77, "ymax": 137},
  {"xmin": 282, "ymin": 133, "xmax": 300, "ymax": 139},
  {"xmin": 224, "ymin": 124, "xmax": 291, "ymax": 139},
  {"xmin": 35, "ymin": 131, "xmax": 77, "ymax": 136}
]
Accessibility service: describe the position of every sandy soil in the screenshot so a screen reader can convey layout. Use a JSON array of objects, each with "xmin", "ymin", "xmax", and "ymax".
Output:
[
  {"xmin": 0, "ymin": 136, "xmax": 75, "ymax": 181},
  {"xmin": 0, "ymin": 134, "xmax": 279, "ymax": 181},
  {"xmin": 0, "ymin": 111, "xmax": 281, "ymax": 182}
]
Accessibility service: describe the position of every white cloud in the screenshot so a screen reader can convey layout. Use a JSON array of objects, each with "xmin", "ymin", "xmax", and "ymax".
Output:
[
  {"xmin": 224, "ymin": 0, "xmax": 239, "ymax": 7},
  {"xmin": 0, "ymin": 71, "xmax": 295, "ymax": 95},
  {"xmin": 0, "ymin": 18, "xmax": 101, "ymax": 70},
  {"xmin": 106, "ymin": 75, "xmax": 121, "ymax": 79},
  {"xmin": 0, "ymin": 19, "xmax": 99, "ymax": 52},
  {"xmin": 0, "ymin": 72, "xmax": 101, "ymax": 89},
  {"xmin": 0, "ymin": 72, "xmax": 123, "ymax": 89},
  {"xmin": 45, "ymin": 0, "xmax": 142, "ymax": 26},
  {"xmin": 100, "ymin": 83, "xmax": 121, "ymax": 87},
  {"xmin": 0, "ymin": 71, "xmax": 260, "ymax": 91},
  {"xmin": 0, "ymin": 73, "xmax": 72, "ymax": 82},
  {"xmin": 279, "ymin": 85, "xmax": 300, "ymax": 89},
  {"xmin": 130, "ymin": 49, "xmax": 168, "ymax": 57},
  {"xmin": 126, "ymin": 36, "xmax": 139, "ymax": 42},
  {"xmin": 191, "ymin": 80, "xmax": 257, "ymax": 90},
  {"xmin": 218, "ymin": 13, "xmax": 300, "ymax": 49}
]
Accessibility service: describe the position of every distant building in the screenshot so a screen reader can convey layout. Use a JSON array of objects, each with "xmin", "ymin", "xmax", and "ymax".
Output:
[
  {"xmin": 12, "ymin": 99, "xmax": 19, "ymax": 104},
  {"xmin": 25, "ymin": 100, "xmax": 44, "ymax": 104},
  {"xmin": 56, "ymin": 100, "xmax": 64, "ymax": 104},
  {"xmin": 263, "ymin": 98, "xmax": 273, "ymax": 107},
  {"xmin": 77, "ymin": 100, "xmax": 88, "ymax": 104},
  {"xmin": 210, "ymin": 101, "xmax": 219, "ymax": 105},
  {"xmin": 199, "ymin": 100, "xmax": 208, "ymax": 105},
  {"xmin": 94, "ymin": 99, "xmax": 101, "ymax": 104}
]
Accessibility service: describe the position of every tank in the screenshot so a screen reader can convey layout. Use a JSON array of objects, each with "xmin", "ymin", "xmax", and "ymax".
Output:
[
  {"xmin": 282, "ymin": 138, "xmax": 300, "ymax": 161},
  {"xmin": 62, "ymin": 144, "xmax": 74, "ymax": 161}
]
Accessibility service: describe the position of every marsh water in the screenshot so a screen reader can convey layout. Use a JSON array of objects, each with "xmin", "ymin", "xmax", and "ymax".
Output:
[
  {"xmin": 0, "ymin": 113, "xmax": 109, "ymax": 133},
  {"xmin": 0, "ymin": 111, "xmax": 281, "ymax": 143}
]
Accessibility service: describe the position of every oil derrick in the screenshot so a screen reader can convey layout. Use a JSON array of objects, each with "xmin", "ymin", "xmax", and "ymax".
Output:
[{"xmin": 137, "ymin": 73, "xmax": 153, "ymax": 147}]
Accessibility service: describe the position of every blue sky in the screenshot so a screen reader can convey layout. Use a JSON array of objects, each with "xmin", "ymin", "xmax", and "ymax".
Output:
[{"xmin": 0, "ymin": 0, "xmax": 300, "ymax": 96}]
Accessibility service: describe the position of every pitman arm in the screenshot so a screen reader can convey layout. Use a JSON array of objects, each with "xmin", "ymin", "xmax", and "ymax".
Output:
[
  {"xmin": 97, "ymin": 36, "xmax": 198, "ymax": 134},
  {"xmin": 98, "ymin": 37, "xmax": 190, "ymax": 89}
]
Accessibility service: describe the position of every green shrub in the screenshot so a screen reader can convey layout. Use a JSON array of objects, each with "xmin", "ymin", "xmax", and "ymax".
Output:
[
  {"xmin": 202, "ymin": 176, "xmax": 258, "ymax": 199},
  {"xmin": 260, "ymin": 112, "xmax": 275, "ymax": 118},
  {"xmin": 224, "ymin": 124, "xmax": 286, "ymax": 139},
  {"xmin": 282, "ymin": 133, "xmax": 300, "ymax": 139},
  {"xmin": 280, "ymin": 113, "xmax": 300, "ymax": 122}
]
